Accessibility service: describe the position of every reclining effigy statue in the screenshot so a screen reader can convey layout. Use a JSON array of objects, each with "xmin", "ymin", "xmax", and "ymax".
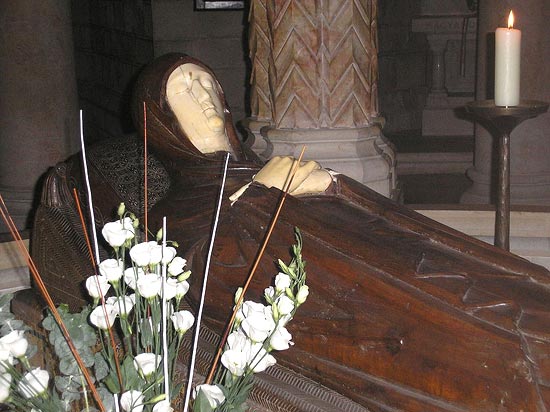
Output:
[{"xmin": 34, "ymin": 53, "xmax": 550, "ymax": 411}]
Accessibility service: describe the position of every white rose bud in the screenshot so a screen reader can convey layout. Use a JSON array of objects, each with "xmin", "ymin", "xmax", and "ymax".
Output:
[
  {"xmin": 85, "ymin": 275, "xmax": 111, "ymax": 300},
  {"xmin": 274, "ymin": 273, "xmax": 291, "ymax": 292},
  {"xmin": 296, "ymin": 285, "xmax": 309, "ymax": 304},
  {"xmin": 171, "ymin": 310, "xmax": 195, "ymax": 335},
  {"xmin": 269, "ymin": 326, "xmax": 294, "ymax": 351},
  {"xmin": 89, "ymin": 304, "xmax": 117, "ymax": 330},
  {"xmin": 123, "ymin": 267, "xmax": 144, "ymax": 290},
  {"xmin": 137, "ymin": 273, "xmax": 162, "ymax": 299},
  {"xmin": 276, "ymin": 295, "xmax": 295, "ymax": 316},
  {"xmin": 107, "ymin": 295, "xmax": 135, "ymax": 318},
  {"xmin": 194, "ymin": 384, "xmax": 225, "ymax": 409},
  {"xmin": 117, "ymin": 202, "xmax": 126, "ymax": 217},
  {"xmin": 18, "ymin": 368, "xmax": 50, "ymax": 398},
  {"xmin": 0, "ymin": 330, "xmax": 28, "ymax": 358},
  {"xmin": 152, "ymin": 400, "xmax": 173, "ymax": 412},
  {"xmin": 175, "ymin": 280, "xmax": 190, "ymax": 299},
  {"xmin": 133, "ymin": 353, "xmax": 160, "ymax": 378},
  {"xmin": 167, "ymin": 256, "xmax": 187, "ymax": 277},
  {"xmin": 120, "ymin": 390, "xmax": 144, "ymax": 412},
  {"xmin": 98, "ymin": 258, "xmax": 124, "ymax": 283}
]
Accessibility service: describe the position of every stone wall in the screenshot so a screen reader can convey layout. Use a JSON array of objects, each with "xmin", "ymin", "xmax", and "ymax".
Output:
[
  {"xmin": 71, "ymin": 1, "xmax": 154, "ymax": 143},
  {"xmin": 70, "ymin": 0, "xmax": 431, "ymax": 141},
  {"xmin": 377, "ymin": 0, "xmax": 429, "ymax": 134},
  {"xmin": 71, "ymin": 0, "xmax": 248, "ymax": 142},
  {"xmin": 152, "ymin": 0, "xmax": 248, "ymax": 128}
]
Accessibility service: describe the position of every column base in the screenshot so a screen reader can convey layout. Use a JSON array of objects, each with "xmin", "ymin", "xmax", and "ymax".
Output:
[
  {"xmin": 247, "ymin": 123, "xmax": 397, "ymax": 199},
  {"xmin": 461, "ymin": 167, "xmax": 550, "ymax": 205}
]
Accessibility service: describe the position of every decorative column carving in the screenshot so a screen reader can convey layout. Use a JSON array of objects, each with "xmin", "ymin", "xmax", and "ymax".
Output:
[{"xmin": 246, "ymin": 0, "xmax": 396, "ymax": 198}]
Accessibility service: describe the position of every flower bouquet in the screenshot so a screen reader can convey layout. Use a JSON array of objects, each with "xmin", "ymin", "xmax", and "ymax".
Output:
[{"xmin": 0, "ymin": 201, "xmax": 309, "ymax": 412}]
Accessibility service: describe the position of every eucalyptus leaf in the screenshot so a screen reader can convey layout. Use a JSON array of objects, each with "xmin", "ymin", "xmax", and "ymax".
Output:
[
  {"xmin": 94, "ymin": 352, "xmax": 109, "ymax": 381},
  {"xmin": 60, "ymin": 356, "xmax": 81, "ymax": 376}
]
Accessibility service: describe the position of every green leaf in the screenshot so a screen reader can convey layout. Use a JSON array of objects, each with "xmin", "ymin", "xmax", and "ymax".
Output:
[
  {"xmin": 193, "ymin": 389, "xmax": 216, "ymax": 412},
  {"xmin": 94, "ymin": 352, "xmax": 109, "ymax": 381}
]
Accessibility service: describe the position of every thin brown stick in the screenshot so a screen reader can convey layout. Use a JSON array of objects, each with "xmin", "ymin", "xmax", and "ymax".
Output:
[
  {"xmin": 73, "ymin": 188, "xmax": 95, "ymax": 269},
  {"xmin": 143, "ymin": 101, "xmax": 148, "ymax": 242},
  {"xmin": 0, "ymin": 195, "xmax": 106, "ymax": 412},
  {"xmin": 72, "ymin": 189, "xmax": 125, "ymax": 393},
  {"xmin": 205, "ymin": 147, "xmax": 307, "ymax": 384}
]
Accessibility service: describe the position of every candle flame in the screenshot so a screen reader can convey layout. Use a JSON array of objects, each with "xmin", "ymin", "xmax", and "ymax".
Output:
[{"xmin": 508, "ymin": 10, "xmax": 515, "ymax": 29}]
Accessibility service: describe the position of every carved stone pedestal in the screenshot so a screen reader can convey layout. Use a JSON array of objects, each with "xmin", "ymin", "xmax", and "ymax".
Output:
[
  {"xmin": 412, "ymin": 14, "xmax": 477, "ymax": 136},
  {"xmin": 260, "ymin": 124, "xmax": 395, "ymax": 197}
]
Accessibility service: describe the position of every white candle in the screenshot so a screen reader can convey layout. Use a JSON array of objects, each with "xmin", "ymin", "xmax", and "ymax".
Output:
[{"xmin": 495, "ymin": 10, "xmax": 521, "ymax": 107}]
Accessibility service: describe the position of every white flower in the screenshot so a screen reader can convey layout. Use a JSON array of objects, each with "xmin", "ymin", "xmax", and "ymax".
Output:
[
  {"xmin": 106, "ymin": 295, "xmax": 135, "ymax": 318},
  {"xmin": 85, "ymin": 275, "xmax": 111, "ymax": 299},
  {"xmin": 124, "ymin": 267, "xmax": 144, "ymax": 290},
  {"xmin": 137, "ymin": 273, "xmax": 162, "ymax": 299},
  {"xmin": 221, "ymin": 348, "xmax": 248, "ymax": 376},
  {"xmin": 0, "ymin": 330, "xmax": 28, "ymax": 358},
  {"xmin": 0, "ymin": 373, "xmax": 11, "ymax": 402},
  {"xmin": 152, "ymin": 400, "xmax": 173, "ymax": 412},
  {"xmin": 0, "ymin": 344, "xmax": 13, "ymax": 373},
  {"xmin": 264, "ymin": 286, "xmax": 276, "ymax": 303},
  {"xmin": 102, "ymin": 217, "xmax": 134, "ymax": 248},
  {"xmin": 269, "ymin": 326, "xmax": 294, "ymax": 351},
  {"xmin": 236, "ymin": 301, "xmax": 266, "ymax": 323},
  {"xmin": 175, "ymin": 280, "xmax": 190, "ymax": 299},
  {"xmin": 275, "ymin": 273, "xmax": 291, "ymax": 292},
  {"xmin": 161, "ymin": 246, "xmax": 177, "ymax": 265},
  {"xmin": 296, "ymin": 284, "xmax": 309, "ymax": 304},
  {"xmin": 167, "ymin": 256, "xmax": 187, "ymax": 277},
  {"xmin": 160, "ymin": 277, "xmax": 178, "ymax": 300},
  {"xmin": 120, "ymin": 390, "xmax": 144, "ymax": 412},
  {"xmin": 98, "ymin": 259, "xmax": 124, "ymax": 283},
  {"xmin": 18, "ymin": 368, "xmax": 49, "ymax": 398},
  {"xmin": 170, "ymin": 310, "xmax": 194, "ymax": 334},
  {"xmin": 275, "ymin": 295, "xmax": 295, "ymax": 316},
  {"xmin": 241, "ymin": 305, "xmax": 275, "ymax": 343},
  {"xmin": 194, "ymin": 384, "xmax": 225, "ymax": 408},
  {"xmin": 133, "ymin": 353, "xmax": 160, "ymax": 378},
  {"xmin": 130, "ymin": 241, "xmax": 163, "ymax": 267},
  {"xmin": 89, "ymin": 304, "xmax": 117, "ymax": 330},
  {"xmin": 248, "ymin": 346, "xmax": 276, "ymax": 372}
]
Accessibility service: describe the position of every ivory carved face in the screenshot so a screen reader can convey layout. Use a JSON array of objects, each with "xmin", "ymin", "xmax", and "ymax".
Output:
[{"xmin": 166, "ymin": 63, "xmax": 232, "ymax": 154}]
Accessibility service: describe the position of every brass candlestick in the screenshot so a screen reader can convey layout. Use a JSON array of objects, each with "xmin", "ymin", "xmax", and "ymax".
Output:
[{"xmin": 465, "ymin": 99, "xmax": 549, "ymax": 250}]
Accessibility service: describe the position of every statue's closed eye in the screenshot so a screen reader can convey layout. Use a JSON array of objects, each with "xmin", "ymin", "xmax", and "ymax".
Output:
[{"xmin": 200, "ymin": 78, "xmax": 214, "ymax": 89}]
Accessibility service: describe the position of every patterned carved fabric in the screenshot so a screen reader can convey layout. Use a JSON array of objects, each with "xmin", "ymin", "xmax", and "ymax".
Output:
[
  {"xmin": 88, "ymin": 136, "xmax": 171, "ymax": 215},
  {"xmin": 249, "ymin": 0, "xmax": 379, "ymax": 129}
]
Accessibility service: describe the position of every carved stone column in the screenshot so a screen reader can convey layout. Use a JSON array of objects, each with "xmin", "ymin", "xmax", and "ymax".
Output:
[
  {"xmin": 0, "ymin": 0, "xmax": 79, "ymax": 231},
  {"xmin": 246, "ymin": 0, "xmax": 396, "ymax": 198},
  {"xmin": 461, "ymin": 0, "xmax": 550, "ymax": 205}
]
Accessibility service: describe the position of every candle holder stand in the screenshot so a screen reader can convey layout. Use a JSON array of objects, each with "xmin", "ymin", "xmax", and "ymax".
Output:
[{"xmin": 465, "ymin": 100, "xmax": 548, "ymax": 251}]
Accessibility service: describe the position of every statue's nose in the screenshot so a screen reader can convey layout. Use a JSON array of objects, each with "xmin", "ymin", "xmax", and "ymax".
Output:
[{"xmin": 193, "ymin": 82, "xmax": 211, "ymax": 104}]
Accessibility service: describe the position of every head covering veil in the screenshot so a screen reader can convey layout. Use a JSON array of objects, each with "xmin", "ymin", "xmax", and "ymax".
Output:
[{"xmin": 132, "ymin": 53, "xmax": 260, "ymax": 185}]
